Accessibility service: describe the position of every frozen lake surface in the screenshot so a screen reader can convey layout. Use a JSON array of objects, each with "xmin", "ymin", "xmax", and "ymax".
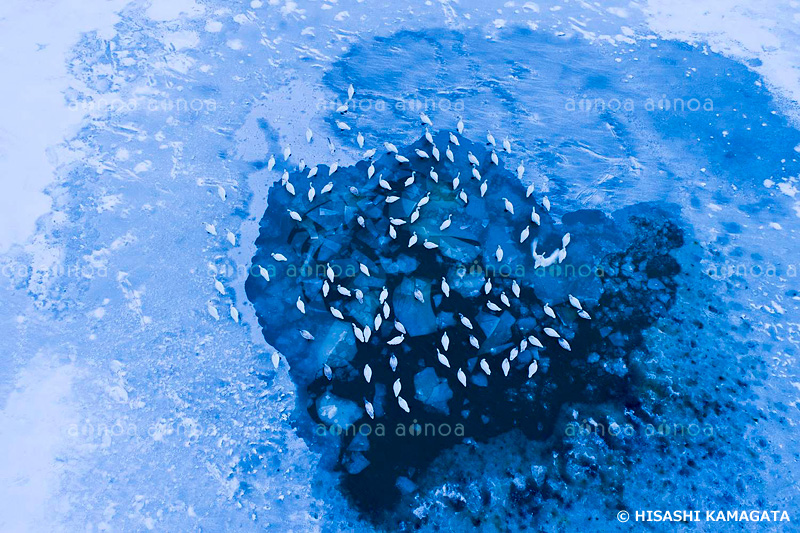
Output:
[{"xmin": 1, "ymin": 0, "xmax": 799, "ymax": 530}]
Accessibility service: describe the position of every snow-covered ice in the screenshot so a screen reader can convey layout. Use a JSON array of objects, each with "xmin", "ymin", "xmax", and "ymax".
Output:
[{"xmin": 1, "ymin": 0, "xmax": 799, "ymax": 530}]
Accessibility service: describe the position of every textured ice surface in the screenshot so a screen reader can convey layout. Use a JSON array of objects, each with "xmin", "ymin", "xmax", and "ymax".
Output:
[{"xmin": 1, "ymin": 0, "xmax": 800, "ymax": 531}]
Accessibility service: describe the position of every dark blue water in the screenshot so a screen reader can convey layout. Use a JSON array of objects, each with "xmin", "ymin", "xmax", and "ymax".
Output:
[{"xmin": 245, "ymin": 28, "xmax": 800, "ymax": 528}]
